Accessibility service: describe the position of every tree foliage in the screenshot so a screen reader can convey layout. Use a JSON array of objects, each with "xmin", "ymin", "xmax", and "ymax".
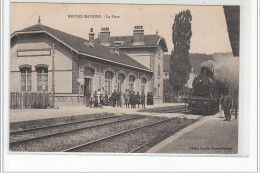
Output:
[
  {"xmin": 163, "ymin": 79, "xmax": 174, "ymax": 102},
  {"xmin": 170, "ymin": 10, "xmax": 192, "ymax": 95}
]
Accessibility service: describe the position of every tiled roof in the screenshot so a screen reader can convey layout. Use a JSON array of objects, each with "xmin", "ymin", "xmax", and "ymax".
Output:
[
  {"xmin": 11, "ymin": 24, "xmax": 152, "ymax": 72},
  {"xmin": 94, "ymin": 35, "xmax": 168, "ymax": 52}
]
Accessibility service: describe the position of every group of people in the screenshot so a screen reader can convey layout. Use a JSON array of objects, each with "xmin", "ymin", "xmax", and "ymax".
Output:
[
  {"xmin": 87, "ymin": 89, "xmax": 107, "ymax": 108},
  {"xmin": 85, "ymin": 89, "xmax": 154, "ymax": 109},
  {"xmin": 219, "ymin": 91, "xmax": 239, "ymax": 121},
  {"xmin": 110, "ymin": 89, "xmax": 153, "ymax": 108},
  {"xmin": 120, "ymin": 90, "xmax": 145, "ymax": 108}
]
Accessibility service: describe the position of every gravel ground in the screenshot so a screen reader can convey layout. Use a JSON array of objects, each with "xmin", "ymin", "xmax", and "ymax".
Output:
[
  {"xmin": 74, "ymin": 118, "xmax": 193, "ymax": 153},
  {"xmin": 10, "ymin": 114, "xmax": 139, "ymax": 143},
  {"xmin": 10, "ymin": 116, "xmax": 165, "ymax": 152}
]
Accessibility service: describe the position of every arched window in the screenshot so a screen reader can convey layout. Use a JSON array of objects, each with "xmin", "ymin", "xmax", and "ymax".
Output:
[
  {"xmin": 36, "ymin": 67, "xmax": 48, "ymax": 91},
  {"xmin": 84, "ymin": 67, "xmax": 95, "ymax": 77},
  {"xmin": 129, "ymin": 75, "xmax": 135, "ymax": 91},
  {"xmin": 141, "ymin": 78, "xmax": 147, "ymax": 94},
  {"xmin": 105, "ymin": 71, "xmax": 114, "ymax": 95},
  {"xmin": 20, "ymin": 67, "xmax": 31, "ymax": 91},
  {"xmin": 117, "ymin": 73, "xmax": 125, "ymax": 92},
  {"xmin": 158, "ymin": 63, "xmax": 161, "ymax": 79}
]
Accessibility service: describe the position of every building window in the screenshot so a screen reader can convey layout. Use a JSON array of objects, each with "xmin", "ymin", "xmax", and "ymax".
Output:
[
  {"xmin": 141, "ymin": 78, "xmax": 147, "ymax": 94},
  {"xmin": 157, "ymin": 50, "xmax": 161, "ymax": 58},
  {"xmin": 36, "ymin": 67, "xmax": 48, "ymax": 91},
  {"xmin": 158, "ymin": 84, "xmax": 160, "ymax": 96},
  {"xmin": 20, "ymin": 67, "xmax": 31, "ymax": 91},
  {"xmin": 105, "ymin": 71, "xmax": 114, "ymax": 95},
  {"xmin": 158, "ymin": 64, "xmax": 161, "ymax": 79},
  {"xmin": 117, "ymin": 73, "xmax": 125, "ymax": 92},
  {"xmin": 129, "ymin": 75, "xmax": 135, "ymax": 91}
]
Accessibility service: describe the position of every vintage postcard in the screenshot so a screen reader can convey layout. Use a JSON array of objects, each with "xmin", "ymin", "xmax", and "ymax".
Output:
[{"xmin": 9, "ymin": 3, "xmax": 240, "ymax": 154}]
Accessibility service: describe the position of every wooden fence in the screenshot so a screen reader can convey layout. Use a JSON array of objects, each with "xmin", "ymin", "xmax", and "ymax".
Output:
[{"xmin": 10, "ymin": 92, "xmax": 50, "ymax": 109}]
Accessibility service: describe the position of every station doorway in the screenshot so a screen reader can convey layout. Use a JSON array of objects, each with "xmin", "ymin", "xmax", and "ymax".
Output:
[{"xmin": 84, "ymin": 78, "xmax": 91, "ymax": 105}]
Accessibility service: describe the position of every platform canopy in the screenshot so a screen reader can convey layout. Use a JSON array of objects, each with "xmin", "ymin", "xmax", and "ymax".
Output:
[{"xmin": 223, "ymin": 6, "xmax": 240, "ymax": 57}]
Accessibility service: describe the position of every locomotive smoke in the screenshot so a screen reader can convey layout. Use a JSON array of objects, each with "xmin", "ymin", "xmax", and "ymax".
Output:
[{"xmin": 201, "ymin": 53, "xmax": 239, "ymax": 95}]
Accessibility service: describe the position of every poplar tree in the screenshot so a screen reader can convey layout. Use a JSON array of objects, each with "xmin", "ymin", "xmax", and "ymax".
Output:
[{"xmin": 170, "ymin": 10, "xmax": 192, "ymax": 95}]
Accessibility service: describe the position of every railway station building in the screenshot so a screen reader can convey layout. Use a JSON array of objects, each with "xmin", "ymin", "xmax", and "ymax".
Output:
[
  {"xmin": 10, "ymin": 20, "xmax": 167, "ymax": 106},
  {"xmin": 94, "ymin": 26, "xmax": 168, "ymax": 103}
]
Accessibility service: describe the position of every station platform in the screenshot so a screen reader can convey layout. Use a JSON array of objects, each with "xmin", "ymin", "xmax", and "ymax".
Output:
[
  {"xmin": 9, "ymin": 103, "xmax": 185, "ymax": 123},
  {"xmin": 147, "ymin": 113, "xmax": 238, "ymax": 154}
]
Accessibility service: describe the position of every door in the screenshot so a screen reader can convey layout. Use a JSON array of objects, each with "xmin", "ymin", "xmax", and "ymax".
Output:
[
  {"xmin": 84, "ymin": 78, "xmax": 91, "ymax": 105},
  {"xmin": 84, "ymin": 78, "xmax": 91, "ymax": 95}
]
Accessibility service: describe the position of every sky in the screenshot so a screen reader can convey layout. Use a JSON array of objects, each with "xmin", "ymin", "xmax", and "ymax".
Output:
[{"xmin": 10, "ymin": 3, "xmax": 232, "ymax": 55}]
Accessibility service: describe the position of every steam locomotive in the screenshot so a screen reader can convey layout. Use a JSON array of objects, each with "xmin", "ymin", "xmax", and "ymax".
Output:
[{"xmin": 185, "ymin": 63, "xmax": 229, "ymax": 115}]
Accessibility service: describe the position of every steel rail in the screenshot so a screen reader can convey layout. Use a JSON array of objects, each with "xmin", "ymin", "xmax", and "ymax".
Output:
[
  {"xmin": 160, "ymin": 108, "xmax": 188, "ymax": 113},
  {"xmin": 142, "ymin": 107, "xmax": 189, "ymax": 114},
  {"xmin": 10, "ymin": 115, "xmax": 119, "ymax": 134},
  {"xmin": 10, "ymin": 116, "xmax": 143, "ymax": 146},
  {"xmin": 62, "ymin": 115, "xmax": 184, "ymax": 152},
  {"xmin": 128, "ymin": 120, "xmax": 196, "ymax": 153}
]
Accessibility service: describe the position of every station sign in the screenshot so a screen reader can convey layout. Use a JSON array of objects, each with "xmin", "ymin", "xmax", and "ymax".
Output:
[{"xmin": 17, "ymin": 48, "xmax": 51, "ymax": 57}]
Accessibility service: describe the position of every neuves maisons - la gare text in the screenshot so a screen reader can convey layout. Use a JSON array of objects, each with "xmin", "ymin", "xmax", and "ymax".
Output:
[{"xmin": 68, "ymin": 14, "xmax": 120, "ymax": 18}]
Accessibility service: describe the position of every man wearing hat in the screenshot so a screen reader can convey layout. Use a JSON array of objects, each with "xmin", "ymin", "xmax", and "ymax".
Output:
[
  {"xmin": 135, "ymin": 92, "xmax": 141, "ymax": 108},
  {"xmin": 223, "ymin": 90, "xmax": 232, "ymax": 121}
]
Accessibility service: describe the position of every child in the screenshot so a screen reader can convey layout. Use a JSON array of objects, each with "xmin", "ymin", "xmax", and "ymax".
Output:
[{"xmin": 89, "ymin": 96, "xmax": 93, "ymax": 108}]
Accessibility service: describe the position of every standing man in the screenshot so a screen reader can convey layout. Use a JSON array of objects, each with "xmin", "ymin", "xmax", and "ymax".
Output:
[
  {"xmin": 219, "ymin": 95, "xmax": 224, "ymax": 118},
  {"xmin": 141, "ymin": 92, "xmax": 146, "ymax": 108},
  {"xmin": 123, "ymin": 90, "xmax": 130, "ymax": 108},
  {"xmin": 135, "ymin": 92, "xmax": 141, "ymax": 108},
  {"xmin": 89, "ymin": 94, "xmax": 93, "ymax": 108},
  {"xmin": 111, "ymin": 90, "xmax": 117, "ymax": 107},
  {"xmin": 233, "ymin": 91, "xmax": 239, "ymax": 119},
  {"xmin": 147, "ymin": 92, "xmax": 154, "ymax": 105},
  {"xmin": 93, "ymin": 91, "xmax": 98, "ymax": 108},
  {"xmin": 119, "ymin": 91, "xmax": 122, "ymax": 107},
  {"xmin": 116, "ymin": 90, "xmax": 120, "ymax": 107},
  {"xmin": 97, "ymin": 88, "xmax": 101, "ymax": 107},
  {"xmin": 129, "ymin": 91, "xmax": 133, "ymax": 108},
  {"xmin": 223, "ymin": 91, "xmax": 232, "ymax": 121},
  {"xmin": 99, "ymin": 93, "xmax": 104, "ymax": 108},
  {"xmin": 147, "ymin": 92, "xmax": 150, "ymax": 105},
  {"xmin": 85, "ymin": 89, "xmax": 91, "ymax": 107},
  {"xmin": 130, "ymin": 91, "xmax": 135, "ymax": 108}
]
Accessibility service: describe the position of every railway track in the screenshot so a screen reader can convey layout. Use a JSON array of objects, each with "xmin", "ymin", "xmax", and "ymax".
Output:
[
  {"xmin": 10, "ymin": 115, "xmax": 144, "ymax": 146},
  {"xmin": 159, "ymin": 107, "xmax": 189, "ymax": 113},
  {"xmin": 129, "ymin": 118, "xmax": 198, "ymax": 153},
  {"xmin": 62, "ymin": 115, "xmax": 191, "ymax": 152},
  {"xmin": 10, "ymin": 115, "xmax": 119, "ymax": 134},
  {"xmin": 139, "ymin": 106, "xmax": 189, "ymax": 114},
  {"xmin": 10, "ymin": 106, "xmax": 196, "ymax": 152}
]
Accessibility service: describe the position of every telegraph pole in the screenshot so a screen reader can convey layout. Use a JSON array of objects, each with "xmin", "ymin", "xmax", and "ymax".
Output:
[{"xmin": 51, "ymin": 44, "xmax": 55, "ymax": 108}]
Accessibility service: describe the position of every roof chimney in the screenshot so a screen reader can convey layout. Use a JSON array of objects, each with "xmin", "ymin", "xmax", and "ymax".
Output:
[
  {"xmin": 133, "ymin": 26, "xmax": 144, "ymax": 43},
  {"xmin": 89, "ymin": 28, "xmax": 95, "ymax": 43},
  {"xmin": 100, "ymin": 27, "xmax": 110, "ymax": 46}
]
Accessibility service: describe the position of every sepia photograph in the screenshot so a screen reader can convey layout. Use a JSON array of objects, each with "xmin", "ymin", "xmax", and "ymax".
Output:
[{"xmin": 8, "ymin": 3, "xmax": 240, "ymax": 154}]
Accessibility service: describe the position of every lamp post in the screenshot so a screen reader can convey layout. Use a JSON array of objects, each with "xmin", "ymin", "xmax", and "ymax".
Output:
[{"xmin": 51, "ymin": 44, "xmax": 55, "ymax": 108}]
